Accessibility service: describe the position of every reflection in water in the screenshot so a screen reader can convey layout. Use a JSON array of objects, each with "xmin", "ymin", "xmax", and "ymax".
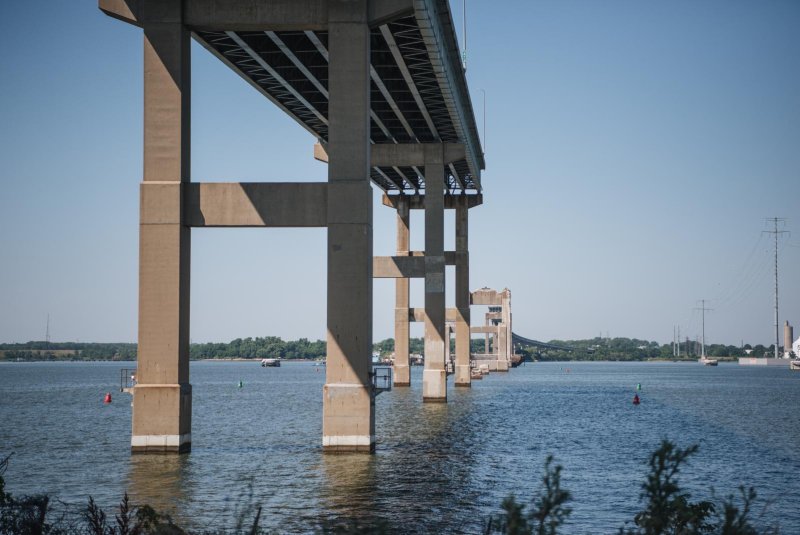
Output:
[
  {"xmin": 127, "ymin": 454, "xmax": 193, "ymax": 521},
  {"xmin": 369, "ymin": 381, "xmax": 483, "ymax": 532},
  {"xmin": 320, "ymin": 454, "xmax": 378, "ymax": 527}
]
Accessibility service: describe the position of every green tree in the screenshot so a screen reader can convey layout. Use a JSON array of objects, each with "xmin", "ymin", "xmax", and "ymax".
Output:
[
  {"xmin": 621, "ymin": 442, "xmax": 715, "ymax": 534},
  {"xmin": 486, "ymin": 455, "xmax": 572, "ymax": 535}
]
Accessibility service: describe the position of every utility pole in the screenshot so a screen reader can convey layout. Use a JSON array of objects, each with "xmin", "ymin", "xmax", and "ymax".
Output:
[
  {"xmin": 695, "ymin": 300, "xmax": 713, "ymax": 358},
  {"xmin": 763, "ymin": 218, "xmax": 788, "ymax": 358}
]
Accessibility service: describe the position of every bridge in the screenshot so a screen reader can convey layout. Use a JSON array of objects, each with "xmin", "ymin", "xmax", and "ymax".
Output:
[
  {"xmin": 100, "ymin": 0, "xmax": 497, "ymax": 454},
  {"xmin": 512, "ymin": 333, "xmax": 574, "ymax": 352}
]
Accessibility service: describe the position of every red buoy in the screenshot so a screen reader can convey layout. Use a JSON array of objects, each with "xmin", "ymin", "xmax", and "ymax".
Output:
[
  {"xmin": 104, "ymin": 392, "xmax": 112, "ymax": 404},
  {"xmin": 633, "ymin": 394, "xmax": 640, "ymax": 405}
]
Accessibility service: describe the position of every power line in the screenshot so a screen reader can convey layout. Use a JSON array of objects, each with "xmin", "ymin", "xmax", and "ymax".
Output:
[{"xmin": 710, "ymin": 233, "xmax": 767, "ymax": 308}]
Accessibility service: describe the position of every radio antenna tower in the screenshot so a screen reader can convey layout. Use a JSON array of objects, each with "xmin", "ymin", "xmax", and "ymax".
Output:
[
  {"xmin": 763, "ymin": 218, "xmax": 788, "ymax": 358},
  {"xmin": 672, "ymin": 325, "xmax": 678, "ymax": 357}
]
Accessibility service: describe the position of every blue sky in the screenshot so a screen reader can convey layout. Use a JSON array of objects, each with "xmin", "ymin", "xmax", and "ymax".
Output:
[{"xmin": 1, "ymin": 1, "xmax": 798, "ymax": 346}]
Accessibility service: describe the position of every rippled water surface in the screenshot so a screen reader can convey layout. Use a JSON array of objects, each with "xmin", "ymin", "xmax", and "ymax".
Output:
[{"xmin": 1, "ymin": 361, "xmax": 798, "ymax": 533}]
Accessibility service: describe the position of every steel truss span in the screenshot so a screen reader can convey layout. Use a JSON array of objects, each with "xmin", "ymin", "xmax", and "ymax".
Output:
[
  {"xmin": 512, "ymin": 333, "xmax": 574, "ymax": 352},
  {"xmin": 193, "ymin": 1, "xmax": 484, "ymax": 194}
]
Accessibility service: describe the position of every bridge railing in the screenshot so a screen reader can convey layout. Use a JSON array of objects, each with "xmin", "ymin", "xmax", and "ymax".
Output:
[
  {"xmin": 371, "ymin": 366, "xmax": 392, "ymax": 396},
  {"xmin": 119, "ymin": 368, "xmax": 137, "ymax": 393}
]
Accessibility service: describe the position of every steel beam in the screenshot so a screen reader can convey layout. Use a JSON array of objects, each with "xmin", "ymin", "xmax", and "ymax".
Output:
[
  {"xmin": 382, "ymin": 193, "xmax": 482, "ymax": 210},
  {"xmin": 101, "ymin": 0, "xmax": 413, "ymax": 29},
  {"xmin": 226, "ymin": 31, "xmax": 328, "ymax": 126}
]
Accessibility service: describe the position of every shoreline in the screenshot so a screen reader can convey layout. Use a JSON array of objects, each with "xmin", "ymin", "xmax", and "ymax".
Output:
[
  {"xmin": 0, "ymin": 357, "xmax": 323, "ymax": 364},
  {"xmin": 0, "ymin": 357, "xmax": 746, "ymax": 364}
]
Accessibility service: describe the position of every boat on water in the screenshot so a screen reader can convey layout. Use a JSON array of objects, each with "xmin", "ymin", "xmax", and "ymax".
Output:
[
  {"xmin": 699, "ymin": 357, "xmax": 719, "ymax": 366},
  {"xmin": 790, "ymin": 359, "xmax": 800, "ymax": 371},
  {"xmin": 260, "ymin": 358, "xmax": 280, "ymax": 367}
]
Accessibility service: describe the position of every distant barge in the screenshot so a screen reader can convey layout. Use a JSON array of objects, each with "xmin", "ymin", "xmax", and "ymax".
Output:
[{"xmin": 738, "ymin": 357, "xmax": 790, "ymax": 367}]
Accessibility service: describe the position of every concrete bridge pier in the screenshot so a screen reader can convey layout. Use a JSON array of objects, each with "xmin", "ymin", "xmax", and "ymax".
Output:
[
  {"xmin": 132, "ymin": 2, "xmax": 192, "ymax": 454},
  {"xmin": 471, "ymin": 288, "xmax": 513, "ymax": 372},
  {"xmin": 393, "ymin": 197, "xmax": 411, "ymax": 386},
  {"xmin": 499, "ymin": 290, "xmax": 513, "ymax": 372},
  {"xmin": 422, "ymin": 145, "xmax": 447, "ymax": 402},
  {"xmin": 322, "ymin": 0, "xmax": 375, "ymax": 452},
  {"xmin": 454, "ymin": 196, "xmax": 471, "ymax": 386}
]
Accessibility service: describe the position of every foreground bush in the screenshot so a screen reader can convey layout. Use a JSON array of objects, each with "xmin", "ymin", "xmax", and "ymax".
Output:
[{"xmin": 485, "ymin": 441, "xmax": 779, "ymax": 535}]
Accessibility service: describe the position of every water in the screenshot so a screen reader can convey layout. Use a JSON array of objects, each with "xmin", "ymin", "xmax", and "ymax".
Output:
[{"xmin": 1, "ymin": 361, "xmax": 798, "ymax": 533}]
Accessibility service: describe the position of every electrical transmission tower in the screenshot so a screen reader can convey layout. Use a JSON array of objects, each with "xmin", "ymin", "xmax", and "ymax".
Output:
[
  {"xmin": 694, "ymin": 300, "xmax": 713, "ymax": 359},
  {"xmin": 763, "ymin": 218, "xmax": 788, "ymax": 358}
]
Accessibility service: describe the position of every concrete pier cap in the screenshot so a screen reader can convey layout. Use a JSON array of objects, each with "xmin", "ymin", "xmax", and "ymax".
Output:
[{"xmin": 470, "ymin": 288, "xmax": 514, "ymax": 372}]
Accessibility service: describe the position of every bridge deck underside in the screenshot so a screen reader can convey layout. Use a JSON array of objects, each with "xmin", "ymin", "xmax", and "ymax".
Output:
[{"xmin": 194, "ymin": 6, "xmax": 482, "ymax": 193}]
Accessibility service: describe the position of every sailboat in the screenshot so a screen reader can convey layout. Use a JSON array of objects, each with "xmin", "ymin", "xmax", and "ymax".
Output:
[{"xmin": 697, "ymin": 299, "xmax": 718, "ymax": 366}]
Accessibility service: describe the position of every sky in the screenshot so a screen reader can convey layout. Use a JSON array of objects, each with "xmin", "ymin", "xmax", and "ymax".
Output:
[{"xmin": 0, "ymin": 1, "xmax": 798, "ymax": 347}]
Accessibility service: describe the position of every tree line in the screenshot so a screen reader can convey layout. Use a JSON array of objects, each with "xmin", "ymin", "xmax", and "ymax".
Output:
[
  {"xmin": 0, "ymin": 336, "xmax": 774, "ymax": 362},
  {"xmin": 522, "ymin": 337, "xmax": 775, "ymax": 362}
]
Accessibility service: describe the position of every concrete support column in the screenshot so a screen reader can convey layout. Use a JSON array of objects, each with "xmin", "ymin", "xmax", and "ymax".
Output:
[
  {"xmin": 133, "ymin": 4, "xmax": 192, "ymax": 454},
  {"xmin": 499, "ymin": 290, "xmax": 512, "ymax": 371},
  {"xmin": 496, "ymin": 324, "xmax": 509, "ymax": 372},
  {"xmin": 323, "ymin": 0, "xmax": 375, "ymax": 452},
  {"xmin": 454, "ymin": 197, "xmax": 471, "ymax": 386},
  {"xmin": 423, "ymin": 146, "xmax": 447, "ymax": 402},
  {"xmin": 394, "ymin": 198, "xmax": 410, "ymax": 386}
]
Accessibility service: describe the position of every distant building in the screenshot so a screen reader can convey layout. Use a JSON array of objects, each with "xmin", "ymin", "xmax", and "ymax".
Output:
[{"xmin": 784, "ymin": 321, "xmax": 794, "ymax": 358}]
